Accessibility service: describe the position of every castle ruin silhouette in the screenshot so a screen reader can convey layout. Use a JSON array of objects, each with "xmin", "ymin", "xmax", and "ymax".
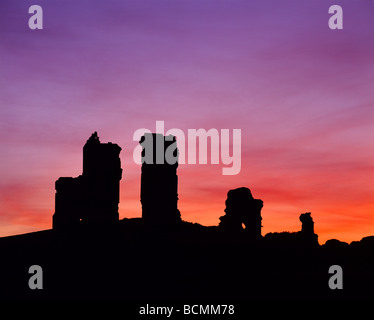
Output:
[
  {"xmin": 5, "ymin": 132, "xmax": 374, "ymax": 301},
  {"xmin": 52, "ymin": 132, "xmax": 317, "ymax": 244}
]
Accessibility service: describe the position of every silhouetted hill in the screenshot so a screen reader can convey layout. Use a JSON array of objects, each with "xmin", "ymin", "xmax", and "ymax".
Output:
[{"xmin": 0, "ymin": 219, "xmax": 373, "ymax": 300}]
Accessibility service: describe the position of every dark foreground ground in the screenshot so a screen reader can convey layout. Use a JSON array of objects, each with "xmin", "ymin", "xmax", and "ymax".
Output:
[{"xmin": 0, "ymin": 219, "xmax": 373, "ymax": 301}]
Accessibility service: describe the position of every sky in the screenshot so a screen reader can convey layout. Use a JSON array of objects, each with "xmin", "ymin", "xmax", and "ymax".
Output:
[{"xmin": 0, "ymin": 0, "xmax": 373, "ymax": 244}]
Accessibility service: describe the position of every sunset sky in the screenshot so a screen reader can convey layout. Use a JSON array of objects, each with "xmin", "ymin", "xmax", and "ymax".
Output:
[{"xmin": 1, "ymin": 0, "xmax": 373, "ymax": 243}]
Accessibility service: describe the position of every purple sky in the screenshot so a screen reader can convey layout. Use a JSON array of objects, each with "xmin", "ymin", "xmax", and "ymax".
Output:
[{"xmin": 1, "ymin": 0, "xmax": 374, "ymax": 243}]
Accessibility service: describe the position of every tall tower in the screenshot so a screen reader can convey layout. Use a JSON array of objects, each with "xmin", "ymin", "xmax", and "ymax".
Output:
[
  {"xmin": 53, "ymin": 132, "xmax": 122, "ymax": 229},
  {"xmin": 140, "ymin": 133, "xmax": 180, "ymax": 224},
  {"xmin": 82, "ymin": 132, "xmax": 122, "ymax": 223}
]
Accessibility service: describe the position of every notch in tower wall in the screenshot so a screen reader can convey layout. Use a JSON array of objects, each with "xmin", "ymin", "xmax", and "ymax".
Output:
[{"xmin": 140, "ymin": 133, "xmax": 181, "ymax": 224}]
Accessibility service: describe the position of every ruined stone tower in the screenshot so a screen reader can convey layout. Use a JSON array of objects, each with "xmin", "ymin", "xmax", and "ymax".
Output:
[
  {"xmin": 219, "ymin": 187, "xmax": 263, "ymax": 238},
  {"xmin": 53, "ymin": 132, "xmax": 122, "ymax": 229},
  {"xmin": 140, "ymin": 133, "xmax": 180, "ymax": 224},
  {"xmin": 299, "ymin": 212, "xmax": 319, "ymax": 246},
  {"xmin": 299, "ymin": 212, "xmax": 315, "ymax": 235}
]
